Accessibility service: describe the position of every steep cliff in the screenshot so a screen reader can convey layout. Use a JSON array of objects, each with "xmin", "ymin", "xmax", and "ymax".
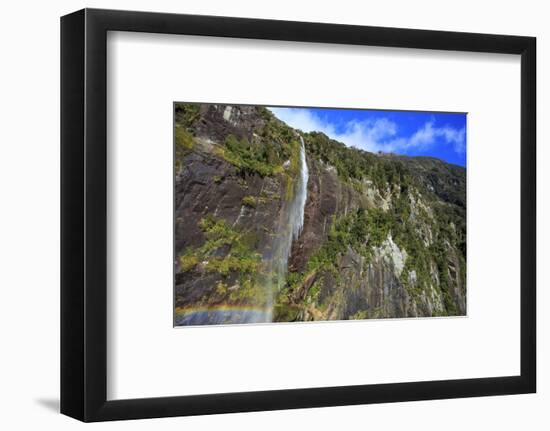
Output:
[{"xmin": 174, "ymin": 104, "xmax": 466, "ymax": 325}]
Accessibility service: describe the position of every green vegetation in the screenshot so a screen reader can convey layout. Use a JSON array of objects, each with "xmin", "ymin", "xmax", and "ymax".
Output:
[
  {"xmin": 175, "ymin": 103, "xmax": 200, "ymax": 129},
  {"xmin": 175, "ymin": 126, "xmax": 194, "ymax": 150},
  {"xmin": 259, "ymin": 109, "xmax": 298, "ymax": 161},
  {"xmin": 208, "ymin": 107, "xmax": 303, "ymax": 181},
  {"xmin": 179, "ymin": 215, "xmax": 261, "ymax": 275},
  {"xmin": 304, "ymin": 131, "xmax": 411, "ymax": 190},
  {"xmin": 178, "ymin": 215, "xmax": 268, "ymax": 305},
  {"xmin": 242, "ymin": 194, "xmax": 270, "ymax": 208},
  {"xmin": 174, "ymin": 104, "xmax": 199, "ymax": 171},
  {"xmin": 305, "ymin": 278, "xmax": 322, "ymax": 304},
  {"xmin": 179, "ymin": 254, "xmax": 199, "ymax": 272},
  {"xmin": 350, "ymin": 310, "xmax": 369, "ymax": 320},
  {"xmin": 174, "ymin": 126, "xmax": 195, "ymax": 171},
  {"xmin": 242, "ymin": 195, "xmax": 257, "ymax": 208},
  {"xmin": 215, "ymin": 134, "xmax": 284, "ymax": 177},
  {"xmin": 307, "ymin": 208, "xmax": 393, "ymax": 272},
  {"xmin": 214, "ymin": 132, "xmax": 301, "ymax": 185}
]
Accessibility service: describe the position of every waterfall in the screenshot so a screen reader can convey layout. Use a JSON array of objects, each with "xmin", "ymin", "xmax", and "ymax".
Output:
[
  {"xmin": 176, "ymin": 137, "xmax": 309, "ymax": 326},
  {"xmin": 293, "ymin": 136, "xmax": 309, "ymax": 241},
  {"xmin": 264, "ymin": 136, "xmax": 309, "ymax": 321}
]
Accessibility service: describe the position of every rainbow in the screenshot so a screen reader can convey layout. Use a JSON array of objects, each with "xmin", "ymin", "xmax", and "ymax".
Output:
[
  {"xmin": 175, "ymin": 304, "xmax": 272, "ymax": 326},
  {"xmin": 176, "ymin": 304, "xmax": 269, "ymax": 315}
]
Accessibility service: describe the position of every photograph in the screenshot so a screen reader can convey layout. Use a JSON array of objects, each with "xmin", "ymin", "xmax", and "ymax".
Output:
[
  {"xmin": 0, "ymin": 1, "xmax": 541, "ymax": 427},
  {"xmin": 174, "ymin": 103, "xmax": 467, "ymax": 326}
]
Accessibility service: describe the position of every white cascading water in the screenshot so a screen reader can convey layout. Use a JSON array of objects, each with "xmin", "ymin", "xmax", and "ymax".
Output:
[
  {"xmin": 293, "ymin": 136, "xmax": 309, "ymax": 240},
  {"xmin": 265, "ymin": 136, "xmax": 309, "ymax": 321}
]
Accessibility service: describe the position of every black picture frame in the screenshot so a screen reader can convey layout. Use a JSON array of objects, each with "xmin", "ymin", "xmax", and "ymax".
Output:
[{"xmin": 61, "ymin": 8, "xmax": 536, "ymax": 422}]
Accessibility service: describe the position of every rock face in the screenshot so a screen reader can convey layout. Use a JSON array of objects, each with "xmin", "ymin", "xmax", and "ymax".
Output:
[{"xmin": 174, "ymin": 104, "xmax": 467, "ymax": 325}]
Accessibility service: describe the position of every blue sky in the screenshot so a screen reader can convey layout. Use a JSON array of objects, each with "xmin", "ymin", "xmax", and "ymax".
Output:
[{"xmin": 268, "ymin": 107, "xmax": 467, "ymax": 167}]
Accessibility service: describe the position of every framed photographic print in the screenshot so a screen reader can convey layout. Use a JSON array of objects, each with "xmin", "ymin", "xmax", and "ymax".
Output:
[{"xmin": 61, "ymin": 8, "xmax": 536, "ymax": 422}]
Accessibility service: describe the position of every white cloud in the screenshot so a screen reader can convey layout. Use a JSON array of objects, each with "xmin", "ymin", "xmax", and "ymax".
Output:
[
  {"xmin": 399, "ymin": 121, "xmax": 466, "ymax": 153},
  {"xmin": 268, "ymin": 107, "xmax": 465, "ymax": 155},
  {"xmin": 269, "ymin": 107, "xmax": 338, "ymax": 138}
]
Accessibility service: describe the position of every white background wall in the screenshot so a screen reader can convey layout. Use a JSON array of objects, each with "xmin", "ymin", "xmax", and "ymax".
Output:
[{"xmin": 0, "ymin": 0, "xmax": 547, "ymax": 429}]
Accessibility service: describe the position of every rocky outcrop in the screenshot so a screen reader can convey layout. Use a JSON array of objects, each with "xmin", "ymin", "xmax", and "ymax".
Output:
[{"xmin": 174, "ymin": 148, "xmax": 284, "ymax": 309}]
